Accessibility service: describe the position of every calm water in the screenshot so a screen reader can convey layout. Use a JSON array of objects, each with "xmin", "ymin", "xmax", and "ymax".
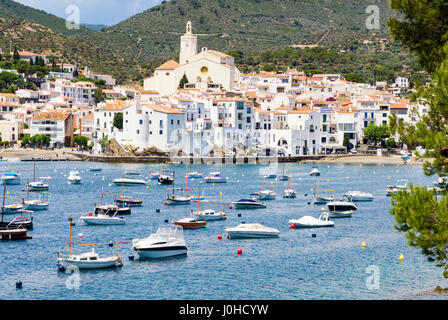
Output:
[{"xmin": 0, "ymin": 160, "xmax": 446, "ymax": 300}]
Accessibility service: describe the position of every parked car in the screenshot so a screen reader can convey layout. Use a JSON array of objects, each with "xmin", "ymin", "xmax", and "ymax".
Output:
[{"xmin": 350, "ymin": 148, "xmax": 358, "ymax": 154}]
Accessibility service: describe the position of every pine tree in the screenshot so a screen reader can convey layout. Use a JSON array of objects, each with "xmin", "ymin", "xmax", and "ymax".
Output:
[
  {"xmin": 12, "ymin": 46, "xmax": 19, "ymax": 61},
  {"xmin": 178, "ymin": 73, "xmax": 188, "ymax": 89}
]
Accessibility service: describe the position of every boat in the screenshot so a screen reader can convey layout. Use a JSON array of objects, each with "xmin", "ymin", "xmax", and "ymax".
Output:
[
  {"xmin": 326, "ymin": 201, "xmax": 358, "ymax": 212},
  {"xmin": 166, "ymin": 171, "xmax": 191, "ymax": 205},
  {"xmin": 0, "ymin": 184, "xmax": 33, "ymax": 230},
  {"xmin": 124, "ymin": 171, "xmax": 141, "ymax": 176},
  {"xmin": 283, "ymin": 177, "xmax": 297, "ymax": 198},
  {"xmin": 204, "ymin": 172, "xmax": 227, "ymax": 183},
  {"xmin": 232, "ymin": 198, "xmax": 267, "ymax": 209},
  {"xmin": 225, "ymin": 223, "xmax": 280, "ymax": 239},
  {"xmin": 95, "ymin": 189, "xmax": 131, "ymax": 215},
  {"xmin": 289, "ymin": 212, "xmax": 335, "ymax": 228},
  {"xmin": 23, "ymin": 183, "xmax": 49, "ymax": 211},
  {"xmin": 56, "ymin": 216, "xmax": 124, "ymax": 270},
  {"xmin": 310, "ymin": 168, "xmax": 321, "ymax": 176},
  {"xmin": 68, "ymin": 170, "xmax": 82, "ymax": 184},
  {"xmin": 386, "ymin": 179, "xmax": 409, "ymax": 196},
  {"xmin": 192, "ymin": 186, "xmax": 226, "ymax": 221},
  {"xmin": 187, "ymin": 172, "xmax": 203, "ymax": 179},
  {"xmin": 0, "ymin": 227, "xmax": 32, "ymax": 240},
  {"xmin": 25, "ymin": 160, "xmax": 49, "ymax": 191},
  {"xmin": 114, "ymin": 196, "xmax": 143, "ymax": 207},
  {"xmin": 278, "ymin": 163, "xmax": 290, "ymax": 181},
  {"xmin": 173, "ymin": 217, "xmax": 207, "ymax": 229},
  {"xmin": 264, "ymin": 173, "xmax": 277, "ymax": 179},
  {"xmin": 149, "ymin": 169, "xmax": 160, "ymax": 180},
  {"xmin": 79, "ymin": 213, "xmax": 125, "ymax": 225},
  {"xmin": 434, "ymin": 176, "xmax": 448, "ymax": 188},
  {"xmin": 132, "ymin": 225, "xmax": 188, "ymax": 259},
  {"xmin": 112, "ymin": 177, "xmax": 146, "ymax": 186},
  {"xmin": 158, "ymin": 170, "xmax": 174, "ymax": 185},
  {"xmin": 89, "ymin": 167, "xmax": 102, "ymax": 172},
  {"xmin": 1, "ymin": 173, "xmax": 20, "ymax": 185},
  {"xmin": 344, "ymin": 191, "xmax": 374, "ymax": 202},
  {"xmin": 313, "ymin": 183, "xmax": 335, "ymax": 204},
  {"xmin": 257, "ymin": 177, "xmax": 277, "ymax": 200},
  {"xmin": 3, "ymin": 203, "xmax": 24, "ymax": 214}
]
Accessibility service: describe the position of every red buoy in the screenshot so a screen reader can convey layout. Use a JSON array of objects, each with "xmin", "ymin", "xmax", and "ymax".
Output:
[
  {"xmin": 229, "ymin": 205, "xmax": 233, "ymax": 210},
  {"xmin": 237, "ymin": 248, "xmax": 243, "ymax": 255},
  {"xmin": 290, "ymin": 224, "xmax": 295, "ymax": 229},
  {"xmin": 88, "ymin": 212, "xmax": 92, "ymax": 216},
  {"xmin": 218, "ymin": 235, "xmax": 222, "ymax": 240},
  {"xmin": 164, "ymin": 201, "xmax": 168, "ymax": 206}
]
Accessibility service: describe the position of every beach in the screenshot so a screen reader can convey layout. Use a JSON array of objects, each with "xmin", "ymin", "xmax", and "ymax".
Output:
[
  {"xmin": 0, "ymin": 148, "xmax": 81, "ymax": 161},
  {"xmin": 300, "ymin": 154, "xmax": 425, "ymax": 165}
]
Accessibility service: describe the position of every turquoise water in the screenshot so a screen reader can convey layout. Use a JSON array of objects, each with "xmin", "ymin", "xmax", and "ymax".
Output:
[{"xmin": 0, "ymin": 160, "xmax": 446, "ymax": 300}]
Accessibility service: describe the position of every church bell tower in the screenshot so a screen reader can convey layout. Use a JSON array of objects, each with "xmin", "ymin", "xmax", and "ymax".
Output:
[{"xmin": 180, "ymin": 21, "xmax": 197, "ymax": 65}]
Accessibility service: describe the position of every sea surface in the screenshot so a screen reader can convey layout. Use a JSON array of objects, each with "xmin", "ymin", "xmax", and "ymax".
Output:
[{"xmin": 0, "ymin": 160, "xmax": 447, "ymax": 300}]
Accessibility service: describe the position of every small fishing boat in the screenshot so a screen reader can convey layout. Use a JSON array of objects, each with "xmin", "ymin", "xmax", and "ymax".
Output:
[
  {"xmin": 313, "ymin": 184, "xmax": 335, "ymax": 204},
  {"xmin": 24, "ymin": 199, "xmax": 48, "ymax": 211},
  {"xmin": 283, "ymin": 177, "xmax": 297, "ymax": 198},
  {"xmin": 258, "ymin": 189, "xmax": 277, "ymax": 200},
  {"xmin": 166, "ymin": 171, "xmax": 191, "ymax": 205},
  {"xmin": 95, "ymin": 204, "xmax": 131, "ymax": 216},
  {"xmin": 264, "ymin": 173, "xmax": 277, "ymax": 179},
  {"xmin": 89, "ymin": 167, "xmax": 102, "ymax": 172},
  {"xmin": 1, "ymin": 173, "xmax": 20, "ymax": 185},
  {"xmin": 158, "ymin": 170, "xmax": 174, "ymax": 185},
  {"xmin": 112, "ymin": 177, "xmax": 146, "ymax": 186},
  {"xmin": 344, "ymin": 191, "xmax": 374, "ymax": 202},
  {"xmin": 187, "ymin": 172, "xmax": 203, "ymax": 179},
  {"xmin": 0, "ymin": 184, "xmax": 33, "ymax": 230},
  {"xmin": 0, "ymin": 227, "xmax": 31, "ymax": 240},
  {"xmin": 124, "ymin": 171, "xmax": 141, "ymax": 176},
  {"xmin": 194, "ymin": 209, "xmax": 226, "ymax": 221},
  {"xmin": 132, "ymin": 225, "xmax": 188, "ymax": 259},
  {"xmin": 149, "ymin": 170, "xmax": 160, "ymax": 180},
  {"xmin": 68, "ymin": 170, "xmax": 82, "ymax": 184},
  {"xmin": 310, "ymin": 168, "xmax": 320, "ymax": 176},
  {"xmin": 3, "ymin": 203, "xmax": 24, "ymax": 214},
  {"xmin": 289, "ymin": 212, "xmax": 335, "ymax": 228},
  {"xmin": 25, "ymin": 160, "xmax": 49, "ymax": 191},
  {"xmin": 204, "ymin": 172, "xmax": 227, "ymax": 183},
  {"xmin": 434, "ymin": 176, "xmax": 448, "ymax": 188},
  {"xmin": 114, "ymin": 196, "xmax": 143, "ymax": 207},
  {"xmin": 79, "ymin": 213, "xmax": 125, "ymax": 225},
  {"xmin": 173, "ymin": 217, "xmax": 207, "ymax": 229},
  {"xmin": 386, "ymin": 179, "xmax": 409, "ymax": 196},
  {"xmin": 56, "ymin": 216, "xmax": 124, "ymax": 270},
  {"xmin": 232, "ymin": 199, "xmax": 267, "ymax": 209},
  {"xmin": 225, "ymin": 223, "xmax": 280, "ymax": 239}
]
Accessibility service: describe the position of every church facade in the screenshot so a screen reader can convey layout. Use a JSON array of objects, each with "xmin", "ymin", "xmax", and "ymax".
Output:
[{"xmin": 143, "ymin": 22, "xmax": 241, "ymax": 96}]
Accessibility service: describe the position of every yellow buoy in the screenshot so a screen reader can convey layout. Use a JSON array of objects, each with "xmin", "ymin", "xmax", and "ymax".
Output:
[
  {"xmin": 361, "ymin": 241, "xmax": 366, "ymax": 248},
  {"xmin": 310, "ymin": 188, "xmax": 314, "ymax": 192},
  {"xmin": 399, "ymin": 254, "xmax": 404, "ymax": 261},
  {"xmin": 388, "ymin": 176, "xmax": 391, "ymax": 180},
  {"xmin": 6, "ymin": 191, "xmax": 9, "ymax": 195},
  {"xmin": 360, "ymin": 164, "xmax": 363, "ymax": 167},
  {"xmin": 146, "ymin": 186, "xmax": 149, "ymax": 190},
  {"xmin": 328, "ymin": 165, "xmax": 330, "ymax": 168},
  {"xmin": 219, "ymin": 192, "xmax": 223, "ymax": 196},
  {"xmin": 326, "ymin": 179, "xmax": 330, "ymax": 183},
  {"xmin": 270, "ymin": 181, "xmax": 273, "ymax": 185},
  {"xmin": 212, "ymin": 183, "xmax": 215, "ymax": 187},
  {"xmin": 396, "ymin": 170, "xmax": 399, "ymax": 173}
]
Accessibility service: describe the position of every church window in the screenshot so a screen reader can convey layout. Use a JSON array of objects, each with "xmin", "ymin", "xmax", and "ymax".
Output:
[
  {"xmin": 200, "ymin": 66, "xmax": 209, "ymax": 75},
  {"xmin": 166, "ymin": 72, "xmax": 170, "ymax": 76}
]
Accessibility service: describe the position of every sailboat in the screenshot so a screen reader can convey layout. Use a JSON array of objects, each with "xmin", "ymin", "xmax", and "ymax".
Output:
[
  {"xmin": 278, "ymin": 163, "xmax": 290, "ymax": 181},
  {"xmin": 95, "ymin": 188, "xmax": 131, "ymax": 216},
  {"xmin": 257, "ymin": 177, "xmax": 277, "ymax": 200},
  {"xmin": 0, "ymin": 183, "xmax": 33, "ymax": 239},
  {"xmin": 193, "ymin": 184, "xmax": 227, "ymax": 221},
  {"xmin": 174, "ymin": 184, "xmax": 207, "ymax": 228},
  {"xmin": 114, "ymin": 177, "xmax": 143, "ymax": 207},
  {"xmin": 23, "ymin": 182, "xmax": 49, "ymax": 210},
  {"xmin": 283, "ymin": 177, "xmax": 297, "ymax": 198},
  {"xmin": 89, "ymin": 157, "xmax": 102, "ymax": 172},
  {"xmin": 25, "ymin": 160, "xmax": 49, "ymax": 191},
  {"xmin": 166, "ymin": 171, "xmax": 191, "ymax": 205},
  {"xmin": 57, "ymin": 216, "xmax": 124, "ymax": 270},
  {"xmin": 313, "ymin": 183, "xmax": 335, "ymax": 204}
]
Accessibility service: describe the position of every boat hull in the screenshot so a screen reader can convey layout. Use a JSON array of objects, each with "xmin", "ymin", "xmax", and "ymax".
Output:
[
  {"xmin": 232, "ymin": 203, "xmax": 266, "ymax": 209},
  {"xmin": 80, "ymin": 217, "xmax": 125, "ymax": 225},
  {"xmin": 166, "ymin": 198, "xmax": 191, "ymax": 205},
  {"xmin": 24, "ymin": 203, "xmax": 48, "ymax": 211},
  {"xmin": 58, "ymin": 258, "xmax": 120, "ymax": 269},
  {"xmin": 0, "ymin": 229, "xmax": 31, "ymax": 240},
  {"xmin": 134, "ymin": 247, "xmax": 188, "ymax": 259},
  {"xmin": 114, "ymin": 199, "xmax": 143, "ymax": 207},
  {"xmin": 226, "ymin": 231, "xmax": 279, "ymax": 239},
  {"xmin": 173, "ymin": 221, "xmax": 206, "ymax": 229},
  {"xmin": 95, "ymin": 207, "xmax": 131, "ymax": 216}
]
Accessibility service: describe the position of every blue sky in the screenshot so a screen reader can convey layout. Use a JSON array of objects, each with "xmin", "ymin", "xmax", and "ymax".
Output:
[{"xmin": 14, "ymin": 0, "xmax": 163, "ymax": 25}]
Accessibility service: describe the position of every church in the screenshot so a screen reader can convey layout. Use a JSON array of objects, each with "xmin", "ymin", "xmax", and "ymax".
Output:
[{"xmin": 143, "ymin": 22, "xmax": 241, "ymax": 96}]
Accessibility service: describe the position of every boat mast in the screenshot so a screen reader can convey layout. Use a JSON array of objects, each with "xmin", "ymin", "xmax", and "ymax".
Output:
[
  {"xmin": 1, "ymin": 181, "xmax": 5, "ymax": 222},
  {"xmin": 197, "ymin": 183, "xmax": 201, "ymax": 213},
  {"xmin": 185, "ymin": 168, "xmax": 188, "ymax": 197},
  {"xmin": 69, "ymin": 215, "xmax": 72, "ymax": 257},
  {"xmin": 172, "ymin": 171, "xmax": 175, "ymax": 197}
]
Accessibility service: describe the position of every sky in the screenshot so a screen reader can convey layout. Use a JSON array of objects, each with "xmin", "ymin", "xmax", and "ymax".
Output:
[{"xmin": 14, "ymin": 0, "xmax": 164, "ymax": 26}]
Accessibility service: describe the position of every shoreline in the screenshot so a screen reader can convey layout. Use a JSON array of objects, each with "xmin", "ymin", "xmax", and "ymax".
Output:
[{"xmin": 0, "ymin": 149, "xmax": 425, "ymax": 165}]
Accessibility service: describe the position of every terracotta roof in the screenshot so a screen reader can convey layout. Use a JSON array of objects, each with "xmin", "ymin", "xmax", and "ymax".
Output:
[
  {"xmin": 141, "ymin": 90, "xmax": 159, "ymax": 94},
  {"xmin": 32, "ymin": 112, "xmax": 69, "ymax": 121},
  {"xmin": 390, "ymin": 103, "xmax": 407, "ymax": 109},
  {"xmin": 156, "ymin": 60, "xmax": 179, "ymax": 70},
  {"xmin": 288, "ymin": 108, "xmax": 313, "ymax": 114},
  {"xmin": 146, "ymin": 105, "xmax": 184, "ymax": 114}
]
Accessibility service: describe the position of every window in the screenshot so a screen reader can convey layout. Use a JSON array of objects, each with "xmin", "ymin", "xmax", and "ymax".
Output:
[
  {"xmin": 323, "ymin": 114, "xmax": 327, "ymax": 122},
  {"xmin": 177, "ymin": 120, "xmax": 180, "ymax": 125},
  {"xmin": 382, "ymin": 113, "xmax": 387, "ymax": 117},
  {"xmin": 139, "ymin": 120, "xmax": 143, "ymax": 125},
  {"xmin": 159, "ymin": 120, "xmax": 163, "ymax": 128},
  {"xmin": 137, "ymin": 130, "xmax": 140, "ymax": 134},
  {"xmin": 171, "ymin": 119, "xmax": 174, "ymax": 125},
  {"xmin": 159, "ymin": 130, "xmax": 163, "ymax": 135},
  {"xmin": 321, "ymin": 137, "xmax": 327, "ymax": 143}
]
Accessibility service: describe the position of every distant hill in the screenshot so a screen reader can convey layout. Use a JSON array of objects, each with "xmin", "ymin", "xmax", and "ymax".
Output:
[
  {"xmin": 86, "ymin": 0, "xmax": 397, "ymax": 62},
  {"xmin": 82, "ymin": 24, "xmax": 108, "ymax": 32}
]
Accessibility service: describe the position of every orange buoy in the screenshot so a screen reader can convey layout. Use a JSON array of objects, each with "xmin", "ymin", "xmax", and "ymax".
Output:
[
  {"xmin": 218, "ymin": 235, "xmax": 222, "ymax": 240},
  {"xmin": 237, "ymin": 248, "xmax": 243, "ymax": 255}
]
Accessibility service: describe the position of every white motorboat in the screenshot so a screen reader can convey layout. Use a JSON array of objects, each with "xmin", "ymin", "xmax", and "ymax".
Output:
[
  {"xmin": 1, "ymin": 173, "xmax": 20, "ymax": 185},
  {"xmin": 225, "ymin": 223, "xmax": 280, "ymax": 239},
  {"xmin": 258, "ymin": 189, "xmax": 277, "ymax": 200},
  {"xmin": 283, "ymin": 189, "xmax": 297, "ymax": 198},
  {"xmin": 194, "ymin": 209, "xmax": 226, "ymax": 221},
  {"xmin": 232, "ymin": 199, "xmax": 267, "ymax": 209},
  {"xmin": 310, "ymin": 168, "xmax": 320, "ymax": 176},
  {"xmin": 289, "ymin": 212, "xmax": 335, "ymax": 228},
  {"xmin": 326, "ymin": 201, "xmax": 358, "ymax": 212},
  {"xmin": 79, "ymin": 213, "xmax": 125, "ymax": 225},
  {"xmin": 24, "ymin": 199, "xmax": 48, "ymax": 211},
  {"xmin": 187, "ymin": 172, "xmax": 203, "ymax": 178},
  {"xmin": 112, "ymin": 177, "xmax": 146, "ymax": 186},
  {"xmin": 204, "ymin": 172, "xmax": 227, "ymax": 183},
  {"xmin": 68, "ymin": 171, "xmax": 82, "ymax": 184},
  {"xmin": 132, "ymin": 225, "xmax": 188, "ymax": 259},
  {"xmin": 26, "ymin": 181, "xmax": 49, "ymax": 191},
  {"xmin": 2, "ymin": 203, "xmax": 23, "ymax": 214},
  {"xmin": 344, "ymin": 191, "xmax": 374, "ymax": 202},
  {"xmin": 57, "ymin": 248, "xmax": 122, "ymax": 270},
  {"xmin": 149, "ymin": 171, "xmax": 160, "ymax": 180},
  {"xmin": 386, "ymin": 179, "xmax": 409, "ymax": 196},
  {"xmin": 278, "ymin": 163, "xmax": 290, "ymax": 181}
]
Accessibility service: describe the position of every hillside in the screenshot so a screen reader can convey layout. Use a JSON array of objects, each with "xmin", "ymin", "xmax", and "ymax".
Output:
[{"xmin": 88, "ymin": 0, "xmax": 397, "ymax": 62}]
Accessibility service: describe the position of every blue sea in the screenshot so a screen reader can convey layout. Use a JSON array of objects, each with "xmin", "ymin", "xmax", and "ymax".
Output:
[{"xmin": 0, "ymin": 160, "xmax": 446, "ymax": 300}]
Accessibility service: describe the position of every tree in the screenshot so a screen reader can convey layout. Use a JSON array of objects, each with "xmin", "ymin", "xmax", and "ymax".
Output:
[
  {"xmin": 388, "ymin": 4, "xmax": 448, "ymax": 280},
  {"xmin": 386, "ymin": 138, "xmax": 397, "ymax": 149},
  {"xmin": 363, "ymin": 123, "xmax": 390, "ymax": 146},
  {"xmin": 94, "ymin": 88, "xmax": 106, "ymax": 104},
  {"xmin": 73, "ymin": 136, "xmax": 90, "ymax": 148},
  {"xmin": 21, "ymin": 136, "xmax": 30, "ymax": 147},
  {"xmin": 343, "ymin": 73, "xmax": 365, "ymax": 83},
  {"xmin": 178, "ymin": 73, "xmax": 188, "ymax": 89},
  {"xmin": 388, "ymin": 0, "xmax": 448, "ymax": 74},
  {"xmin": 343, "ymin": 136, "xmax": 350, "ymax": 150},
  {"xmin": 113, "ymin": 112, "xmax": 123, "ymax": 130},
  {"xmin": 12, "ymin": 46, "xmax": 19, "ymax": 61}
]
